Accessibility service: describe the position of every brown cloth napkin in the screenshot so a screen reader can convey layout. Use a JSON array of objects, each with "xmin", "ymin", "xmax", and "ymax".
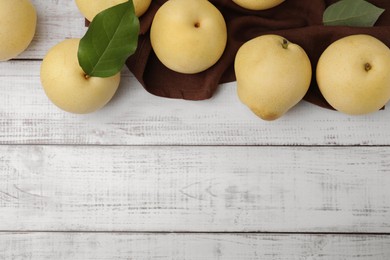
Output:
[{"xmin": 126, "ymin": 0, "xmax": 390, "ymax": 109}]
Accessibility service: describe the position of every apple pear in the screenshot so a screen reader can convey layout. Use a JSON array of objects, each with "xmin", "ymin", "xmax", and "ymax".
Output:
[
  {"xmin": 317, "ymin": 34, "xmax": 390, "ymax": 115},
  {"xmin": 75, "ymin": 0, "xmax": 151, "ymax": 21},
  {"xmin": 235, "ymin": 35, "xmax": 312, "ymax": 120},
  {"xmin": 232, "ymin": 0, "xmax": 285, "ymax": 10},
  {"xmin": 0, "ymin": 0, "xmax": 37, "ymax": 61},
  {"xmin": 150, "ymin": 0, "xmax": 227, "ymax": 74},
  {"xmin": 40, "ymin": 39, "xmax": 120, "ymax": 114}
]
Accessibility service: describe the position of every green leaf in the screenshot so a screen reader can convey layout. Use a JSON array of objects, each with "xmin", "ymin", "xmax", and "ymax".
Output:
[
  {"xmin": 323, "ymin": 0, "xmax": 385, "ymax": 27},
  {"xmin": 78, "ymin": 0, "xmax": 140, "ymax": 78}
]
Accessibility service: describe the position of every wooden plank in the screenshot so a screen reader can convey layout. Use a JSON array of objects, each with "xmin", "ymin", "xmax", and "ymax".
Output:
[
  {"xmin": 1, "ymin": 232, "xmax": 389, "ymax": 260},
  {"xmin": 19, "ymin": 0, "xmax": 86, "ymax": 59},
  {"xmin": 0, "ymin": 145, "xmax": 389, "ymax": 232},
  {"xmin": 1, "ymin": 61, "xmax": 390, "ymax": 145}
]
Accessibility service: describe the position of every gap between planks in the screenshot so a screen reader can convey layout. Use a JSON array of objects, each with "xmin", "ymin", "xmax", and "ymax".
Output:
[{"xmin": 1, "ymin": 231, "xmax": 390, "ymax": 236}]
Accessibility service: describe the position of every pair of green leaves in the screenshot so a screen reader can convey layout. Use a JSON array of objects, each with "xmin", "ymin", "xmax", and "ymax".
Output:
[
  {"xmin": 77, "ymin": 0, "xmax": 139, "ymax": 78},
  {"xmin": 323, "ymin": 0, "xmax": 385, "ymax": 27},
  {"xmin": 78, "ymin": 0, "xmax": 385, "ymax": 78}
]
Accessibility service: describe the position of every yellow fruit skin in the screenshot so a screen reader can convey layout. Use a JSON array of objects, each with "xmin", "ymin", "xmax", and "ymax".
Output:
[
  {"xmin": 75, "ymin": 0, "xmax": 151, "ymax": 21},
  {"xmin": 150, "ymin": 0, "xmax": 227, "ymax": 74},
  {"xmin": 317, "ymin": 35, "xmax": 390, "ymax": 115},
  {"xmin": 40, "ymin": 39, "xmax": 120, "ymax": 114},
  {"xmin": 232, "ymin": 0, "xmax": 285, "ymax": 10},
  {"xmin": 0, "ymin": 0, "xmax": 37, "ymax": 61},
  {"xmin": 235, "ymin": 35, "xmax": 312, "ymax": 121}
]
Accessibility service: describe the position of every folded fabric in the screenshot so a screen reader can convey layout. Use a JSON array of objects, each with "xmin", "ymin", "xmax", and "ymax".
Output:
[{"xmin": 126, "ymin": 0, "xmax": 390, "ymax": 109}]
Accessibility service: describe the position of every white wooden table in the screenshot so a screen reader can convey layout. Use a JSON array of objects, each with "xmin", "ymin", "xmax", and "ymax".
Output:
[{"xmin": 1, "ymin": 1, "xmax": 390, "ymax": 259}]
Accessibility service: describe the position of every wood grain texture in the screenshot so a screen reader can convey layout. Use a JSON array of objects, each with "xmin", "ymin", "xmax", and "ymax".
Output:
[
  {"xmin": 1, "ymin": 232, "xmax": 389, "ymax": 260},
  {"xmin": 1, "ymin": 61, "xmax": 390, "ymax": 145},
  {"xmin": 2, "ymin": 0, "xmax": 390, "ymax": 145},
  {"xmin": 18, "ymin": 0, "xmax": 86, "ymax": 59},
  {"xmin": 1, "ymin": 145, "xmax": 389, "ymax": 232},
  {"xmin": 2, "ymin": 0, "xmax": 390, "ymax": 258}
]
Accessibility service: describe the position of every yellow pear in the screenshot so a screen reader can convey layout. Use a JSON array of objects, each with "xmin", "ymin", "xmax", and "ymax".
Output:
[
  {"xmin": 317, "ymin": 34, "xmax": 390, "ymax": 115},
  {"xmin": 0, "ymin": 0, "xmax": 37, "ymax": 61},
  {"xmin": 235, "ymin": 35, "xmax": 312, "ymax": 120},
  {"xmin": 232, "ymin": 0, "xmax": 285, "ymax": 10},
  {"xmin": 40, "ymin": 39, "xmax": 120, "ymax": 114},
  {"xmin": 150, "ymin": 0, "xmax": 227, "ymax": 74},
  {"xmin": 75, "ymin": 0, "xmax": 151, "ymax": 21}
]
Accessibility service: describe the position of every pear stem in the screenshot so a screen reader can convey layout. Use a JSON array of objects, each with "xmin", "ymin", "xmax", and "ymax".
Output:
[
  {"xmin": 364, "ymin": 63, "xmax": 372, "ymax": 72},
  {"xmin": 84, "ymin": 74, "xmax": 91, "ymax": 79},
  {"xmin": 282, "ymin": 39, "xmax": 289, "ymax": 49}
]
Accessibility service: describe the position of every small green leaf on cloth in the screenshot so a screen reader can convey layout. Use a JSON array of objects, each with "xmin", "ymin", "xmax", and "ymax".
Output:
[
  {"xmin": 323, "ymin": 0, "xmax": 385, "ymax": 27},
  {"xmin": 78, "ymin": 0, "xmax": 140, "ymax": 78}
]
